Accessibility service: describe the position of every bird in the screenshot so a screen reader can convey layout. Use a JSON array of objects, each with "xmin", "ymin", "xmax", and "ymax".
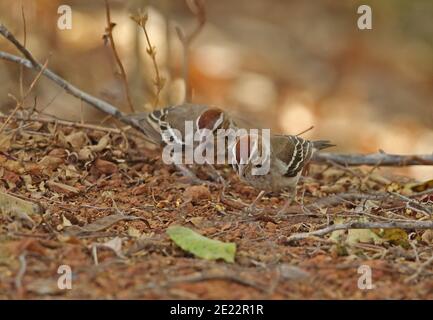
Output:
[
  {"xmin": 124, "ymin": 103, "xmax": 236, "ymax": 146},
  {"xmin": 231, "ymin": 132, "xmax": 334, "ymax": 212},
  {"xmin": 123, "ymin": 103, "xmax": 238, "ymax": 183}
]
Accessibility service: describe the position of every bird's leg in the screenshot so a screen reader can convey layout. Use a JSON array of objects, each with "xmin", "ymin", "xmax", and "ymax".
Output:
[
  {"xmin": 277, "ymin": 191, "xmax": 296, "ymax": 215},
  {"xmin": 246, "ymin": 190, "xmax": 266, "ymax": 213}
]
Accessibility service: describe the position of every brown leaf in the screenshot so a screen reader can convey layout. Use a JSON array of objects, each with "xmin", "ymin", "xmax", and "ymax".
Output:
[
  {"xmin": 0, "ymin": 133, "xmax": 12, "ymax": 152},
  {"xmin": 38, "ymin": 155, "xmax": 64, "ymax": 172},
  {"xmin": 183, "ymin": 185, "xmax": 211, "ymax": 204},
  {"xmin": 94, "ymin": 158, "xmax": 118, "ymax": 174},
  {"xmin": 2, "ymin": 169, "xmax": 21, "ymax": 185},
  {"xmin": 62, "ymin": 131, "xmax": 89, "ymax": 150},
  {"xmin": 131, "ymin": 184, "xmax": 148, "ymax": 195},
  {"xmin": 48, "ymin": 148, "xmax": 67, "ymax": 158}
]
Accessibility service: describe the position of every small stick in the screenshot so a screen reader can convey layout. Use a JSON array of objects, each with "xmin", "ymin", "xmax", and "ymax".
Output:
[
  {"xmin": 175, "ymin": 0, "xmax": 206, "ymax": 102},
  {"xmin": 0, "ymin": 114, "xmax": 128, "ymax": 134},
  {"xmin": 19, "ymin": 5, "xmax": 27, "ymax": 100},
  {"xmin": 14, "ymin": 253, "xmax": 27, "ymax": 291},
  {"xmin": 296, "ymin": 125, "xmax": 314, "ymax": 137},
  {"xmin": 405, "ymin": 253, "xmax": 433, "ymax": 283},
  {"xmin": 314, "ymin": 152, "xmax": 433, "ymax": 166},
  {"xmin": 285, "ymin": 220, "xmax": 433, "ymax": 243},
  {"xmin": 131, "ymin": 10, "xmax": 165, "ymax": 108},
  {"xmin": 103, "ymin": 0, "xmax": 135, "ymax": 113},
  {"xmin": 0, "ymin": 58, "xmax": 49, "ymax": 133},
  {"xmin": 0, "ymin": 48, "xmax": 149, "ymax": 133}
]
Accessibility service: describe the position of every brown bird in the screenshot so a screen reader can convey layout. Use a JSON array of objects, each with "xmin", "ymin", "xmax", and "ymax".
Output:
[
  {"xmin": 231, "ymin": 132, "xmax": 334, "ymax": 212},
  {"xmin": 124, "ymin": 103, "xmax": 237, "ymax": 183},
  {"xmin": 124, "ymin": 103, "xmax": 236, "ymax": 146}
]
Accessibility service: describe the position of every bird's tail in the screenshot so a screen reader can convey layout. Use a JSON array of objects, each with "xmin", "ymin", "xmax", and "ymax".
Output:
[{"xmin": 312, "ymin": 140, "xmax": 335, "ymax": 150}]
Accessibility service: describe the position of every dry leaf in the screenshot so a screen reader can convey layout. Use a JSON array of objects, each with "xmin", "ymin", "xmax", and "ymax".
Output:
[
  {"xmin": 38, "ymin": 155, "xmax": 64, "ymax": 172},
  {"xmin": 183, "ymin": 185, "xmax": 211, "ymax": 204},
  {"xmin": 0, "ymin": 133, "xmax": 12, "ymax": 152},
  {"xmin": 94, "ymin": 158, "xmax": 118, "ymax": 174},
  {"xmin": 421, "ymin": 230, "xmax": 433, "ymax": 244}
]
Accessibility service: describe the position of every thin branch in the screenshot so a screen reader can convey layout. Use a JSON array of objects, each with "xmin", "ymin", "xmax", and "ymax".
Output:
[
  {"xmin": 175, "ymin": 0, "xmax": 206, "ymax": 102},
  {"xmin": 0, "ymin": 114, "xmax": 129, "ymax": 134},
  {"xmin": 103, "ymin": 0, "xmax": 135, "ymax": 113},
  {"xmin": 0, "ymin": 31, "xmax": 151, "ymax": 136},
  {"xmin": 313, "ymin": 152, "xmax": 433, "ymax": 166},
  {"xmin": 0, "ymin": 58, "xmax": 49, "ymax": 133},
  {"xmin": 0, "ymin": 51, "xmax": 125, "ymax": 122},
  {"xmin": 19, "ymin": 4, "xmax": 27, "ymax": 99},
  {"xmin": 285, "ymin": 220, "xmax": 433, "ymax": 243},
  {"xmin": 0, "ymin": 24, "xmax": 39, "ymax": 67},
  {"xmin": 131, "ymin": 10, "xmax": 165, "ymax": 108},
  {"xmin": 296, "ymin": 125, "xmax": 314, "ymax": 137},
  {"xmin": 405, "ymin": 253, "xmax": 433, "ymax": 283}
]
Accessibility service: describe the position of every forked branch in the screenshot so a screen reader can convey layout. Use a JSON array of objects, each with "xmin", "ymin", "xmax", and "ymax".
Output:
[
  {"xmin": 0, "ymin": 24, "xmax": 149, "ymax": 137},
  {"xmin": 103, "ymin": 0, "xmax": 135, "ymax": 113},
  {"xmin": 175, "ymin": 0, "xmax": 206, "ymax": 102}
]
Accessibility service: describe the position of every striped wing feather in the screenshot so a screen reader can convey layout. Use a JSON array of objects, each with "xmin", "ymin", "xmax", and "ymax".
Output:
[{"xmin": 273, "ymin": 135, "xmax": 313, "ymax": 177}]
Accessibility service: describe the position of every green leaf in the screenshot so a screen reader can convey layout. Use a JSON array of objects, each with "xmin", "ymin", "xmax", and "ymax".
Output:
[
  {"xmin": 329, "ymin": 218, "xmax": 346, "ymax": 243},
  {"xmin": 346, "ymin": 228, "xmax": 384, "ymax": 245},
  {"xmin": 167, "ymin": 225, "xmax": 236, "ymax": 263},
  {"xmin": 380, "ymin": 228, "xmax": 410, "ymax": 248}
]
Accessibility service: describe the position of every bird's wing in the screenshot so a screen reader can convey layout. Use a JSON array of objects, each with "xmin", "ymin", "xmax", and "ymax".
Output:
[{"xmin": 273, "ymin": 135, "xmax": 313, "ymax": 177}]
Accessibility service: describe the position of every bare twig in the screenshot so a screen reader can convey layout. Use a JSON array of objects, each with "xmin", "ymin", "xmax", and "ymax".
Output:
[
  {"xmin": 0, "ymin": 24, "xmax": 39, "ymax": 67},
  {"xmin": 175, "ymin": 0, "xmax": 206, "ymax": 102},
  {"xmin": 19, "ymin": 5, "xmax": 27, "ymax": 99},
  {"xmin": 313, "ymin": 152, "xmax": 433, "ymax": 166},
  {"xmin": 0, "ymin": 27, "xmax": 150, "ymax": 135},
  {"xmin": 14, "ymin": 252, "xmax": 27, "ymax": 290},
  {"xmin": 405, "ymin": 253, "xmax": 433, "ymax": 283},
  {"xmin": 0, "ymin": 114, "xmax": 128, "ymax": 134},
  {"xmin": 296, "ymin": 125, "xmax": 314, "ymax": 137},
  {"xmin": 0, "ymin": 58, "xmax": 49, "ymax": 133},
  {"xmin": 143, "ymin": 268, "xmax": 268, "ymax": 293},
  {"xmin": 103, "ymin": 0, "xmax": 135, "ymax": 113},
  {"xmin": 0, "ymin": 51, "xmax": 123, "ymax": 118},
  {"xmin": 131, "ymin": 10, "xmax": 165, "ymax": 108},
  {"xmin": 285, "ymin": 220, "xmax": 433, "ymax": 243},
  {"xmin": 389, "ymin": 192, "xmax": 432, "ymax": 216},
  {"xmin": 307, "ymin": 192, "xmax": 388, "ymax": 209}
]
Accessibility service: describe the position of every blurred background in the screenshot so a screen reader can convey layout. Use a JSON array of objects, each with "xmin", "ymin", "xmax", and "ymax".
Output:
[{"xmin": 0, "ymin": 0, "xmax": 432, "ymax": 179}]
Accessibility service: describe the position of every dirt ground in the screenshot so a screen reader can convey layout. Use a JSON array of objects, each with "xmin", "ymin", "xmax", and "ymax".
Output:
[{"xmin": 0, "ymin": 117, "xmax": 432, "ymax": 299}]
